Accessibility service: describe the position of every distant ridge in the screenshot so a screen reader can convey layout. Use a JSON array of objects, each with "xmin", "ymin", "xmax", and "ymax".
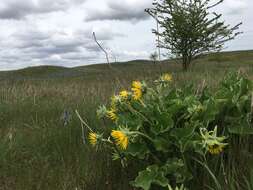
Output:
[{"xmin": 0, "ymin": 50, "xmax": 252, "ymax": 80}]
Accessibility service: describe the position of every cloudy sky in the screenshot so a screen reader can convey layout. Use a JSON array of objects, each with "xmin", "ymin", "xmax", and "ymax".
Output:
[{"xmin": 0, "ymin": 0, "xmax": 252, "ymax": 70}]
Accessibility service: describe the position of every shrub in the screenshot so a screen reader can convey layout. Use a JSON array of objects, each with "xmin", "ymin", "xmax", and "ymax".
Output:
[{"xmin": 79, "ymin": 72, "xmax": 253, "ymax": 190}]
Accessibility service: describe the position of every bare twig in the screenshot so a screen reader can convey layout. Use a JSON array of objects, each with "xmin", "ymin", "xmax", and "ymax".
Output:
[
  {"xmin": 156, "ymin": 12, "xmax": 161, "ymax": 62},
  {"xmin": 75, "ymin": 110, "xmax": 93, "ymax": 132},
  {"xmin": 93, "ymin": 32, "xmax": 110, "ymax": 66}
]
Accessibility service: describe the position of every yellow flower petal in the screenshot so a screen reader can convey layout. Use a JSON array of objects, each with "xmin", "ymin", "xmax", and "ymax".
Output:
[
  {"xmin": 208, "ymin": 144, "xmax": 225, "ymax": 155},
  {"xmin": 107, "ymin": 109, "xmax": 117, "ymax": 121},
  {"xmin": 132, "ymin": 88, "xmax": 142, "ymax": 100},
  {"xmin": 132, "ymin": 81, "xmax": 142, "ymax": 89},
  {"xmin": 88, "ymin": 132, "xmax": 98, "ymax": 146},
  {"xmin": 119, "ymin": 90, "xmax": 129, "ymax": 99},
  {"xmin": 131, "ymin": 81, "xmax": 143, "ymax": 100},
  {"xmin": 111, "ymin": 130, "xmax": 129, "ymax": 150},
  {"xmin": 161, "ymin": 73, "xmax": 173, "ymax": 82}
]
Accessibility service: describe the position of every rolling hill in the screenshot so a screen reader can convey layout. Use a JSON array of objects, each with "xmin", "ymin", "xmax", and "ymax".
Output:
[{"xmin": 0, "ymin": 50, "xmax": 252, "ymax": 81}]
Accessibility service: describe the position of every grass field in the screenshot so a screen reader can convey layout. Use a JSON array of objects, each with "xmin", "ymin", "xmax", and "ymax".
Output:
[{"xmin": 0, "ymin": 50, "xmax": 253, "ymax": 190}]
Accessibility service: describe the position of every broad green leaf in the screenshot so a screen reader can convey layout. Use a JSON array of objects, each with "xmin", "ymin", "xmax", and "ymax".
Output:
[
  {"xmin": 170, "ymin": 126, "xmax": 200, "ymax": 152},
  {"xmin": 163, "ymin": 158, "xmax": 193, "ymax": 183},
  {"xmin": 132, "ymin": 165, "xmax": 169, "ymax": 190},
  {"xmin": 153, "ymin": 136, "xmax": 171, "ymax": 151},
  {"xmin": 125, "ymin": 142, "xmax": 149, "ymax": 159},
  {"xmin": 150, "ymin": 113, "xmax": 174, "ymax": 135}
]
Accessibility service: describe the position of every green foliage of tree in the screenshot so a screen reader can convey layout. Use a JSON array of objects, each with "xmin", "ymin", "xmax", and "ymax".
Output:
[{"xmin": 146, "ymin": 0, "xmax": 242, "ymax": 70}]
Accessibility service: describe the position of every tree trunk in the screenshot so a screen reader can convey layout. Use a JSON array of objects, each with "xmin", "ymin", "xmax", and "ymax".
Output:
[
  {"xmin": 182, "ymin": 56, "xmax": 188, "ymax": 71},
  {"xmin": 183, "ymin": 62, "xmax": 188, "ymax": 71},
  {"xmin": 182, "ymin": 55, "xmax": 192, "ymax": 71}
]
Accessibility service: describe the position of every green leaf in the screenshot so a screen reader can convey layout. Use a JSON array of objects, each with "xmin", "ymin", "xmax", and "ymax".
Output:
[
  {"xmin": 125, "ymin": 142, "xmax": 149, "ymax": 159},
  {"xmin": 202, "ymin": 98, "xmax": 219, "ymax": 124},
  {"xmin": 132, "ymin": 165, "xmax": 169, "ymax": 190},
  {"xmin": 163, "ymin": 158, "xmax": 193, "ymax": 183},
  {"xmin": 171, "ymin": 126, "xmax": 197, "ymax": 152},
  {"xmin": 150, "ymin": 113, "xmax": 174, "ymax": 135},
  {"xmin": 153, "ymin": 136, "xmax": 171, "ymax": 151}
]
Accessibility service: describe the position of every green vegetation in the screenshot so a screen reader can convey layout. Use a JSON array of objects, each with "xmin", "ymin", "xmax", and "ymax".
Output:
[
  {"xmin": 88, "ymin": 72, "xmax": 252, "ymax": 190},
  {"xmin": 0, "ymin": 50, "xmax": 253, "ymax": 189},
  {"xmin": 146, "ymin": 0, "xmax": 242, "ymax": 70}
]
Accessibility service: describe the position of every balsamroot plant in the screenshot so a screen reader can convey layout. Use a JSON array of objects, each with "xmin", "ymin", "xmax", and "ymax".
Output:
[
  {"xmin": 79, "ymin": 72, "xmax": 253, "ymax": 190},
  {"xmin": 145, "ymin": 0, "xmax": 242, "ymax": 71}
]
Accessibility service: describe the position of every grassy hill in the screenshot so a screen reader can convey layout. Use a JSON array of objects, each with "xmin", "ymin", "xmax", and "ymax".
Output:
[
  {"xmin": 0, "ymin": 50, "xmax": 252, "ymax": 190},
  {"xmin": 0, "ymin": 50, "xmax": 252, "ymax": 81}
]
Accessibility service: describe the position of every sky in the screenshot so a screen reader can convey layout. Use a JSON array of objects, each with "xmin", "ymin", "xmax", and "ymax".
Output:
[{"xmin": 0, "ymin": 0, "xmax": 252, "ymax": 71}]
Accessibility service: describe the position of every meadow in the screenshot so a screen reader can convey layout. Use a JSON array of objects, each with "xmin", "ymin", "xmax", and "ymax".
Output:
[{"xmin": 0, "ymin": 50, "xmax": 253, "ymax": 190}]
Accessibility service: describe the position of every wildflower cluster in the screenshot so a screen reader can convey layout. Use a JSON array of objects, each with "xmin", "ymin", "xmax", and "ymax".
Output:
[
  {"xmin": 79, "ymin": 72, "xmax": 252, "ymax": 190},
  {"xmin": 96, "ymin": 81, "xmax": 146, "ymax": 124},
  {"xmin": 88, "ymin": 80, "xmax": 147, "ymax": 150}
]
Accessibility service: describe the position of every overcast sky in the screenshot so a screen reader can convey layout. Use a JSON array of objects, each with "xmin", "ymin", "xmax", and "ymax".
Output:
[{"xmin": 0, "ymin": 0, "xmax": 252, "ymax": 71}]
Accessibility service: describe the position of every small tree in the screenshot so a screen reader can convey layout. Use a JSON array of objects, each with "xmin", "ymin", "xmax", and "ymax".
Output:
[
  {"xmin": 150, "ymin": 52, "xmax": 158, "ymax": 64},
  {"xmin": 146, "ymin": 0, "xmax": 242, "ymax": 71}
]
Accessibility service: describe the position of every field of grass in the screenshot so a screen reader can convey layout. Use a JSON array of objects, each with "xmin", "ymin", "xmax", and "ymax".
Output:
[{"xmin": 0, "ymin": 50, "xmax": 253, "ymax": 190}]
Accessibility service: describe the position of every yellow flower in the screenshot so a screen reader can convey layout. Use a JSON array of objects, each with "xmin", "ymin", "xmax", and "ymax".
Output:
[
  {"xmin": 161, "ymin": 73, "xmax": 172, "ymax": 82},
  {"xmin": 131, "ymin": 81, "xmax": 142, "ymax": 100},
  {"xmin": 88, "ymin": 132, "xmax": 98, "ymax": 146},
  {"xmin": 111, "ymin": 130, "xmax": 129, "ymax": 150},
  {"xmin": 132, "ymin": 81, "xmax": 142, "ymax": 89},
  {"xmin": 132, "ymin": 87, "xmax": 142, "ymax": 100},
  {"xmin": 119, "ymin": 90, "xmax": 129, "ymax": 99},
  {"xmin": 200, "ymin": 126, "xmax": 228, "ymax": 155},
  {"xmin": 107, "ymin": 109, "xmax": 117, "ymax": 121},
  {"xmin": 208, "ymin": 144, "xmax": 225, "ymax": 155}
]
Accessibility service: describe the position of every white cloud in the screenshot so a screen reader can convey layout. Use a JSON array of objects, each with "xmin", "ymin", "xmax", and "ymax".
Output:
[
  {"xmin": 84, "ymin": 0, "xmax": 152, "ymax": 22},
  {"xmin": 224, "ymin": 0, "xmax": 247, "ymax": 15},
  {"xmin": 0, "ymin": 0, "xmax": 86, "ymax": 19},
  {"xmin": 0, "ymin": 0, "xmax": 252, "ymax": 71}
]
